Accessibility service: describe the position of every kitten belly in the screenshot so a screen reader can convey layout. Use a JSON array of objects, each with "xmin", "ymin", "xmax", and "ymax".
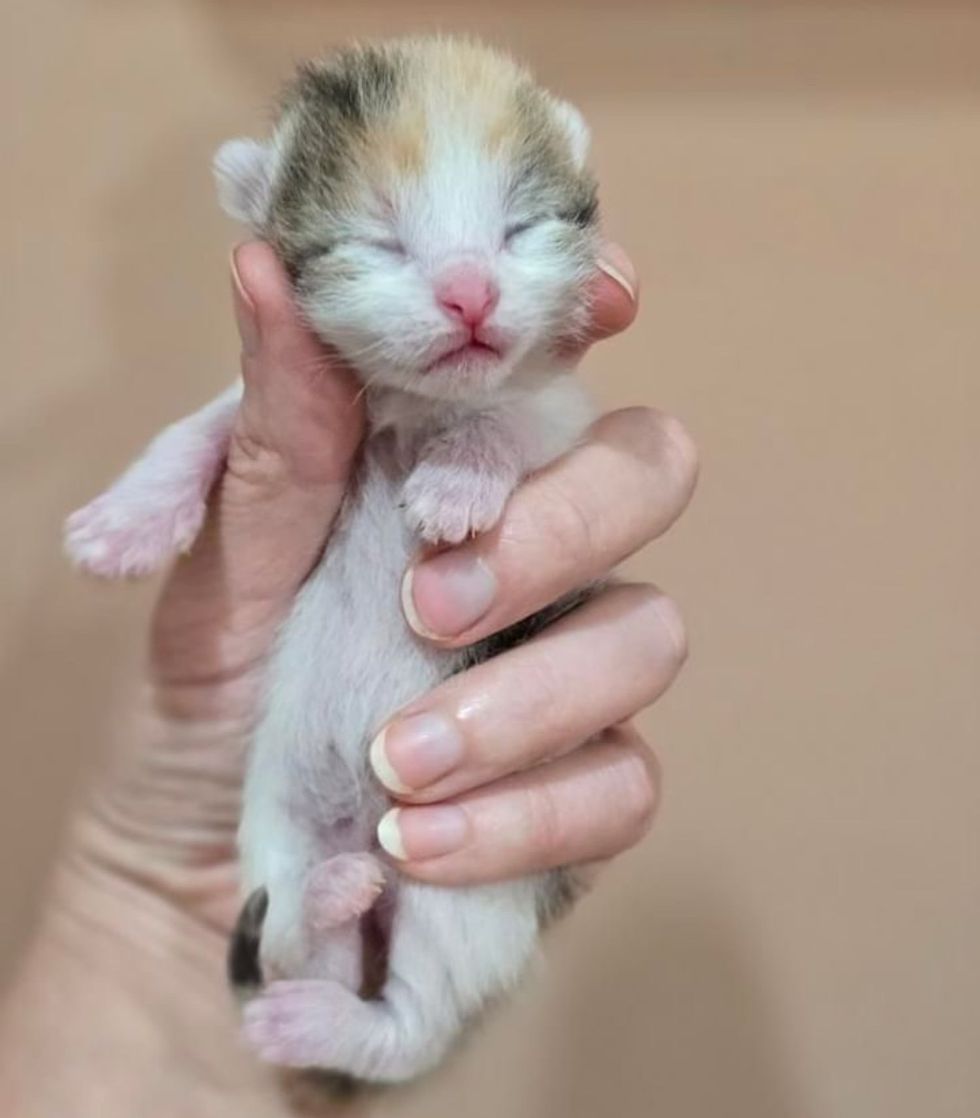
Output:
[{"xmin": 240, "ymin": 451, "xmax": 459, "ymax": 887}]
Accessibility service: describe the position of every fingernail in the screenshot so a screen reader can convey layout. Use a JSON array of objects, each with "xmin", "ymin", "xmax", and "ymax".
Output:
[
  {"xmin": 377, "ymin": 806, "xmax": 470, "ymax": 861},
  {"xmin": 370, "ymin": 712, "xmax": 464, "ymax": 793},
  {"xmin": 402, "ymin": 554, "xmax": 496, "ymax": 639},
  {"xmin": 230, "ymin": 246, "xmax": 260, "ymax": 356},
  {"xmin": 597, "ymin": 243, "xmax": 637, "ymax": 303}
]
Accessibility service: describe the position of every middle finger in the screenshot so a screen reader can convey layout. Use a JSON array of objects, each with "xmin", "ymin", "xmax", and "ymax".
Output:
[{"xmin": 370, "ymin": 582, "xmax": 687, "ymax": 802}]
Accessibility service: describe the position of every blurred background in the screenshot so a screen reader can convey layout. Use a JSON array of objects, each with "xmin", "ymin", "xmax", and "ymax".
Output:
[{"xmin": 2, "ymin": 2, "xmax": 978, "ymax": 1116}]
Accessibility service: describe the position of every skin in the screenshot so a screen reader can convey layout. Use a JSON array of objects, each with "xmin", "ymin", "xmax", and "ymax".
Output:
[{"xmin": 0, "ymin": 241, "xmax": 697, "ymax": 1116}]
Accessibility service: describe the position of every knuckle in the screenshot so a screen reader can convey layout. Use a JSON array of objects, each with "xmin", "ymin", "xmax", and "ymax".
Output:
[
  {"xmin": 507, "ymin": 472, "xmax": 598, "ymax": 569},
  {"xmin": 225, "ymin": 432, "xmax": 290, "ymax": 495},
  {"xmin": 617, "ymin": 406, "xmax": 700, "ymax": 496},
  {"xmin": 551, "ymin": 487, "xmax": 597, "ymax": 560},
  {"xmin": 518, "ymin": 648, "xmax": 565, "ymax": 718},
  {"xmin": 524, "ymin": 784, "xmax": 570, "ymax": 863}
]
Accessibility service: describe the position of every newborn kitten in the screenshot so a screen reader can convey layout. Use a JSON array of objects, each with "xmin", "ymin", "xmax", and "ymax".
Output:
[{"xmin": 66, "ymin": 37, "xmax": 600, "ymax": 1084}]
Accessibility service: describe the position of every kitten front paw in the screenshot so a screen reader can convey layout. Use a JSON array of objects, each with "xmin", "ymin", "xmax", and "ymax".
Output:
[
  {"xmin": 64, "ymin": 489, "xmax": 206, "ymax": 578},
  {"xmin": 402, "ymin": 462, "xmax": 514, "ymax": 544}
]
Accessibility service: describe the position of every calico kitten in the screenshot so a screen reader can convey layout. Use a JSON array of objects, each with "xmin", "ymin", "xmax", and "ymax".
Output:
[{"xmin": 67, "ymin": 37, "xmax": 601, "ymax": 1083}]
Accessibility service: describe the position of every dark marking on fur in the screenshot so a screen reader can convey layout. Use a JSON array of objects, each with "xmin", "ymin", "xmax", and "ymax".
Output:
[
  {"xmin": 269, "ymin": 45, "xmax": 404, "ymax": 269},
  {"xmin": 295, "ymin": 46, "xmax": 400, "ymax": 131},
  {"xmin": 227, "ymin": 886, "xmax": 268, "ymax": 990},
  {"xmin": 509, "ymin": 84, "xmax": 598, "ymax": 242},
  {"xmin": 536, "ymin": 867, "xmax": 585, "ymax": 927},
  {"xmin": 460, "ymin": 582, "xmax": 601, "ymax": 667},
  {"xmin": 559, "ymin": 187, "xmax": 599, "ymax": 230},
  {"xmin": 267, "ymin": 39, "xmax": 598, "ymax": 318},
  {"xmin": 360, "ymin": 889, "xmax": 393, "ymax": 999}
]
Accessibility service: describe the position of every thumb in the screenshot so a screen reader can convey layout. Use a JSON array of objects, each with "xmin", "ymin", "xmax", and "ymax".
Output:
[
  {"xmin": 232, "ymin": 241, "xmax": 364, "ymax": 488},
  {"xmin": 151, "ymin": 242, "xmax": 364, "ymax": 705}
]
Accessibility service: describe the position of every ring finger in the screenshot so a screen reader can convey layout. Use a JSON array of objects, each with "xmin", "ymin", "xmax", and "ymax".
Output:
[{"xmin": 377, "ymin": 723, "xmax": 660, "ymax": 885}]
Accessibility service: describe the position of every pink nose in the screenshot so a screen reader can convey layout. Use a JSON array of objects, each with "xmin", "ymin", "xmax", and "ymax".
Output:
[{"xmin": 434, "ymin": 265, "xmax": 500, "ymax": 327}]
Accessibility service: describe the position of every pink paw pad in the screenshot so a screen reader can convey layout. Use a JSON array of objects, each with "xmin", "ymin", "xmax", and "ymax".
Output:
[{"xmin": 303, "ymin": 853, "xmax": 385, "ymax": 931}]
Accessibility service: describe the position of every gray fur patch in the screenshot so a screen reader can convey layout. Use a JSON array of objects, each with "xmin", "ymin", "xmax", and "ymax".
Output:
[
  {"xmin": 269, "ymin": 45, "xmax": 405, "ymax": 269},
  {"xmin": 267, "ymin": 42, "xmax": 597, "ymax": 276},
  {"xmin": 460, "ymin": 581, "xmax": 601, "ymax": 668},
  {"xmin": 510, "ymin": 86, "xmax": 599, "ymax": 235},
  {"xmin": 536, "ymin": 867, "xmax": 585, "ymax": 928}
]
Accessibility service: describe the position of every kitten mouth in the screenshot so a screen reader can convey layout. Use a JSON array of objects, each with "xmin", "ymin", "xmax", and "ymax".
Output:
[{"xmin": 424, "ymin": 337, "xmax": 503, "ymax": 373}]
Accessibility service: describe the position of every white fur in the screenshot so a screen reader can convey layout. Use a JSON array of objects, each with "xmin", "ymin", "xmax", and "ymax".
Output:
[
  {"xmin": 553, "ymin": 99, "xmax": 591, "ymax": 169},
  {"xmin": 297, "ymin": 153, "xmax": 593, "ymax": 401},
  {"xmin": 68, "ymin": 67, "xmax": 599, "ymax": 1081},
  {"xmin": 66, "ymin": 371, "xmax": 593, "ymax": 1080},
  {"xmin": 240, "ymin": 374, "xmax": 593, "ymax": 1078},
  {"xmin": 64, "ymin": 384, "xmax": 241, "ymax": 577},
  {"xmin": 216, "ymin": 92, "xmax": 595, "ymax": 405},
  {"xmin": 213, "ymin": 140, "xmax": 279, "ymax": 231}
]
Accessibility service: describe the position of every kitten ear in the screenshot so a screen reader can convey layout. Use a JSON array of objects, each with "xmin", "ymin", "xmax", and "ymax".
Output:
[
  {"xmin": 213, "ymin": 138, "xmax": 277, "ymax": 229},
  {"xmin": 553, "ymin": 99, "xmax": 591, "ymax": 170}
]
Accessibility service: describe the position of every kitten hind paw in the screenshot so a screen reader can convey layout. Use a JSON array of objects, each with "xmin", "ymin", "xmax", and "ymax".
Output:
[
  {"xmin": 64, "ymin": 491, "xmax": 206, "ymax": 578},
  {"xmin": 304, "ymin": 853, "xmax": 386, "ymax": 931},
  {"xmin": 244, "ymin": 979, "xmax": 366, "ymax": 1069}
]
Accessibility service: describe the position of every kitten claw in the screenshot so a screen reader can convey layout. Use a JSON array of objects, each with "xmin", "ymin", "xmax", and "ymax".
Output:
[{"xmin": 401, "ymin": 465, "xmax": 511, "ymax": 544}]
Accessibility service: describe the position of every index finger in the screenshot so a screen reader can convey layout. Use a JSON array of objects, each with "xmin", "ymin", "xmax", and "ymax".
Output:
[{"xmin": 401, "ymin": 407, "xmax": 699, "ymax": 646}]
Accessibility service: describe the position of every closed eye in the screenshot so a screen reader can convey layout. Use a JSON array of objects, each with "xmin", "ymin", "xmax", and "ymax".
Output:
[
  {"xmin": 503, "ymin": 220, "xmax": 541, "ymax": 247},
  {"xmin": 366, "ymin": 237, "xmax": 407, "ymax": 257},
  {"xmin": 295, "ymin": 241, "xmax": 336, "ymax": 267}
]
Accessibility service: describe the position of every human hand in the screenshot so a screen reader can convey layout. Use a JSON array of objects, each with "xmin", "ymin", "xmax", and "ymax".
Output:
[
  {"xmin": 0, "ymin": 240, "xmax": 696, "ymax": 1116},
  {"xmin": 124, "ymin": 240, "xmax": 696, "ymax": 912}
]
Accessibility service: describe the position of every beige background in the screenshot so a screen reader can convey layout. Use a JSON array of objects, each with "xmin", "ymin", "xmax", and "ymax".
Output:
[{"xmin": 2, "ymin": 2, "xmax": 978, "ymax": 1116}]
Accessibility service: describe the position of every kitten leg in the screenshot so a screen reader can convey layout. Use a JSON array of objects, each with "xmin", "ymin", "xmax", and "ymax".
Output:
[
  {"xmin": 401, "ymin": 413, "xmax": 523, "ymax": 544},
  {"xmin": 244, "ymin": 877, "xmax": 544, "ymax": 1082},
  {"xmin": 236, "ymin": 842, "xmax": 371, "ymax": 992},
  {"xmin": 238, "ymin": 737, "xmax": 377, "ymax": 991},
  {"xmin": 400, "ymin": 380, "xmax": 593, "ymax": 545},
  {"xmin": 258, "ymin": 861, "xmax": 370, "ymax": 991},
  {"xmin": 303, "ymin": 852, "xmax": 386, "ymax": 932},
  {"xmin": 64, "ymin": 382, "xmax": 242, "ymax": 578},
  {"xmin": 300, "ymin": 853, "xmax": 387, "ymax": 991}
]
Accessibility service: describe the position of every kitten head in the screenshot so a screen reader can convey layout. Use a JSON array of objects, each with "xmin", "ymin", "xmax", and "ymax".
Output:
[{"xmin": 214, "ymin": 38, "xmax": 599, "ymax": 401}]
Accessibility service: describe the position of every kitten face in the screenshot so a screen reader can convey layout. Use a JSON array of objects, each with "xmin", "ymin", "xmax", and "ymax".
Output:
[{"xmin": 215, "ymin": 39, "xmax": 599, "ymax": 401}]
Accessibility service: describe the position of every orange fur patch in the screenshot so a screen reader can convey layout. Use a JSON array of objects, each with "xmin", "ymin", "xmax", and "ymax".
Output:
[
  {"xmin": 380, "ymin": 105, "xmax": 427, "ymax": 176},
  {"xmin": 485, "ymin": 110, "xmax": 522, "ymax": 157},
  {"xmin": 354, "ymin": 39, "xmax": 562, "ymax": 185}
]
